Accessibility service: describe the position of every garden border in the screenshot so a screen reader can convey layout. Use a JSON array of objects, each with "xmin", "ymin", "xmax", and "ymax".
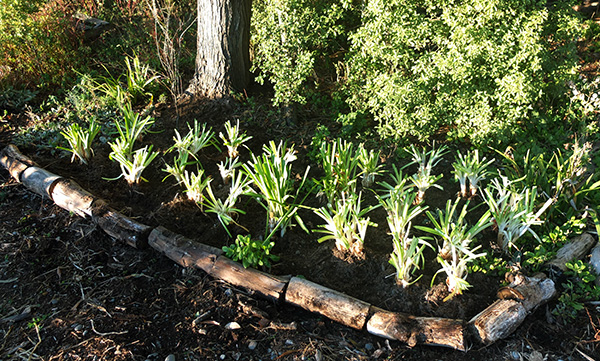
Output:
[{"xmin": 1, "ymin": 144, "xmax": 596, "ymax": 351}]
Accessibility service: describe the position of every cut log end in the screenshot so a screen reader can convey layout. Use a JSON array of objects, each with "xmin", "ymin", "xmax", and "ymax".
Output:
[{"xmin": 0, "ymin": 144, "xmax": 38, "ymax": 181}]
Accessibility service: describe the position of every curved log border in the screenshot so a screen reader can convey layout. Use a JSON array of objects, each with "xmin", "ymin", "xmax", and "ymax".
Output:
[{"xmin": 2, "ymin": 144, "xmax": 598, "ymax": 351}]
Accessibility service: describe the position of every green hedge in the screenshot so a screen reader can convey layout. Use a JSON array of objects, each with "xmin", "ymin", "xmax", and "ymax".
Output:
[{"xmin": 344, "ymin": 0, "xmax": 582, "ymax": 145}]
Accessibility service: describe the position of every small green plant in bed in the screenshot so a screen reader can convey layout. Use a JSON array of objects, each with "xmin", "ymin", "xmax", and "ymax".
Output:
[
  {"xmin": 357, "ymin": 145, "xmax": 384, "ymax": 188},
  {"xmin": 404, "ymin": 144, "xmax": 447, "ymax": 204},
  {"xmin": 497, "ymin": 140, "xmax": 597, "ymax": 225},
  {"xmin": 181, "ymin": 169, "xmax": 211, "ymax": 204},
  {"xmin": 109, "ymin": 144, "xmax": 159, "ymax": 185},
  {"xmin": 220, "ymin": 119, "xmax": 252, "ymax": 158},
  {"xmin": 58, "ymin": 119, "xmax": 100, "ymax": 165},
  {"xmin": 314, "ymin": 193, "xmax": 377, "ymax": 257},
  {"xmin": 162, "ymin": 149, "xmax": 194, "ymax": 184},
  {"xmin": 202, "ymin": 170, "xmax": 250, "ymax": 237},
  {"xmin": 417, "ymin": 199, "xmax": 491, "ymax": 299},
  {"xmin": 112, "ymin": 102, "xmax": 155, "ymax": 155},
  {"xmin": 171, "ymin": 120, "xmax": 217, "ymax": 158},
  {"xmin": 316, "ymin": 138, "xmax": 361, "ymax": 205},
  {"xmin": 243, "ymin": 141, "xmax": 310, "ymax": 237},
  {"xmin": 378, "ymin": 187, "xmax": 430, "ymax": 287},
  {"xmin": 223, "ymin": 234, "xmax": 280, "ymax": 269},
  {"xmin": 553, "ymin": 260, "xmax": 600, "ymax": 323},
  {"xmin": 483, "ymin": 176, "xmax": 553, "ymax": 253},
  {"xmin": 452, "ymin": 149, "xmax": 494, "ymax": 198}
]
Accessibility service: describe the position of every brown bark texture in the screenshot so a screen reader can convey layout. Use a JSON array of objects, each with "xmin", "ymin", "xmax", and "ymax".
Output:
[
  {"xmin": 0, "ymin": 144, "xmax": 37, "ymax": 181},
  {"xmin": 90, "ymin": 203, "xmax": 153, "ymax": 249},
  {"xmin": 366, "ymin": 307, "xmax": 466, "ymax": 350},
  {"xmin": 286, "ymin": 277, "xmax": 371, "ymax": 330},
  {"xmin": 469, "ymin": 274, "xmax": 556, "ymax": 345},
  {"xmin": 209, "ymin": 256, "xmax": 290, "ymax": 301},
  {"xmin": 546, "ymin": 233, "xmax": 596, "ymax": 272},
  {"xmin": 149, "ymin": 226, "xmax": 222, "ymax": 273},
  {"xmin": 189, "ymin": 0, "xmax": 252, "ymax": 97}
]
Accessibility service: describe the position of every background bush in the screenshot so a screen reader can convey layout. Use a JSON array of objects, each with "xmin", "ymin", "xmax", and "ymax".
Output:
[
  {"xmin": 0, "ymin": 0, "xmax": 87, "ymax": 91},
  {"xmin": 250, "ymin": 0, "xmax": 357, "ymax": 107},
  {"xmin": 343, "ymin": 0, "xmax": 582, "ymax": 146}
]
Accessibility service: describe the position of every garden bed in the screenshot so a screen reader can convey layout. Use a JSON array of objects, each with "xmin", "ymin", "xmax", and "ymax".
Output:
[{"xmin": 1, "ymin": 98, "xmax": 599, "ymax": 360}]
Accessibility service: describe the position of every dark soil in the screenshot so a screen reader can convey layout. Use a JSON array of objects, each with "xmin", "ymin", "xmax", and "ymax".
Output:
[{"xmin": 1, "ymin": 95, "xmax": 599, "ymax": 361}]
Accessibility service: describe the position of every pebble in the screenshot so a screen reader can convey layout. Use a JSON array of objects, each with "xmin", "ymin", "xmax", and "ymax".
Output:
[
  {"xmin": 285, "ymin": 339, "xmax": 294, "ymax": 346},
  {"xmin": 365, "ymin": 343, "xmax": 374, "ymax": 351},
  {"xmin": 248, "ymin": 340, "xmax": 257, "ymax": 350},
  {"xmin": 165, "ymin": 355, "xmax": 175, "ymax": 361},
  {"xmin": 509, "ymin": 350, "xmax": 520, "ymax": 361},
  {"xmin": 225, "ymin": 321, "xmax": 241, "ymax": 330}
]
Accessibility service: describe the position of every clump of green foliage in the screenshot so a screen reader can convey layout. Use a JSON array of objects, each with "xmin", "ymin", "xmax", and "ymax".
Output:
[
  {"xmin": 0, "ymin": 0, "xmax": 86, "ymax": 90},
  {"xmin": 344, "ymin": 0, "xmax": 582, "ymax": 145},
  {"xmin": 223, "ymin": 234, "xmax": 280, "ymax": 269},
  {"xmin": 251, "ymin": 0, "xmax": 355, "ymax": 106}
]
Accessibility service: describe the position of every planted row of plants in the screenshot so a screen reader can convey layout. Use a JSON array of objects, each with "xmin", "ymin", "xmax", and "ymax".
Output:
[
  {"xmin": 57, "ymin": 81, "xmax": 600, "ymax": 305},
  {"xmin": 47, "ymin": 56, "xmax": 599, "ymax": 320}
]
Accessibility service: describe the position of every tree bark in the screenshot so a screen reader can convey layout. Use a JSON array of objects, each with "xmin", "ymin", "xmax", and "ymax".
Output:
[{"xmin": 188, "ymin": 0, "xmax": 252, "ymax": 98}]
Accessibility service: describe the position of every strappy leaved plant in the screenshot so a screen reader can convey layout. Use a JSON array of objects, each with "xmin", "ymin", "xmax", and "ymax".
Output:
[
  {"xmin": 416, "ymin": 199, "xmax": 491, "ymax": 299},
  {"xmin": 483, "ymin": 176, "xmax": 553, "ymax": 252},
  {"xmin": 219, "ymin": 119, "xmax": 252, "ymax": 158},
  {"xmin": 181, "ymin": 169, "xmax": 211, "ymax": 204},
  {"xmin": 379, "ymin": 164, "xmax": 412, "ymax": 198},
  {"xmin": 357, "ymin": 146, "xmax": 384, "ymax": 188},
  {"xmin": 218, "ymin": 156, "xmax": 242, "ymax": 184},
  {"xmin": 314, "ymin": 193, "xmax": 377, "ymax": 256},
  {"xmin": 202, "ymin": 169, "xmax": 250, "ymax": 237},
  {"xmin": 124, "ymin": 55, "xmax": 160, "ymax": 104},
  {"xmin": 316, "ymin": 138, "xmax": 360, "ymax": 205},
  {"xmin": 171, "ymin": 120, "xmax": 216, "ymax": 158},
  {"xmin": 243, "ymin": 141, "xmax": 309, "ymax": 237},
  {"xmin": 405, "ymin": 144, "xmax": 447, "ymax": 203},
  {"xmin": 378, "ymin": 188, "xmax": 429, "ymax": 287},
  {"xmin": 113, "ymin": 102, "xmax": 155, "ymax": 156},
  {"xmin": 452, "ymin": 149, "xmax": 494, "ymax": 198},
  {"xmin": 109, "ymin": 144, "xmax": 159, "ymax": 185},
  {"xmin": 59, "ymin": 119, "xmax": 100, "ymax": 164},
  {"xmin": 162, "ymin": 149, "xmax": 193, "ymax": 184}
]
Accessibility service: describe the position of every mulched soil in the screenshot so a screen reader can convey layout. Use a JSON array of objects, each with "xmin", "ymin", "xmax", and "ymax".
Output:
[{"xmin": 1, "ymin": 95, "xmax": 599, "ymax": 361}]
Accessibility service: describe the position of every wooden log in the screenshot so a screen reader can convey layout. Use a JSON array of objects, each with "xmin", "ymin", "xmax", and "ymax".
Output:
[
  {"xmin": 546, "ymin": 233, "xmax": 595, "ymax": 272},
  {"xmin": 285, "ymin": 277, "xmax": 370, "ymax": 330},
  {"xmin": 90, "ymin": 203, "xmax": 152, "ymax": 249},
  {"xmin": 469, "ymin": 274, "xmax": 556, "ymax": 345},
  {"xmin": 51, "ymin": 178, "xmax": 97, "ymax": 218},
  {"xmin": 20, "ymin": 166, "xmax": 62, "ymax": 199},
  {"xmin": 0, "ymin": 144, "xmax": 37, "ymax": 181},
  {"xmin": 148, "ymin": 226, "xmax": 221, "ymax": 273},
  {"xmin": 366, "ymin": 307, "xmax": 466, "ymax": 350},
  {"xmin": 209, "ymin": 256, "xmax": 289, "ymax": 302},
  {"xmin": 590, "ymin": 241, "xmax": 600, "ymax": 287}
]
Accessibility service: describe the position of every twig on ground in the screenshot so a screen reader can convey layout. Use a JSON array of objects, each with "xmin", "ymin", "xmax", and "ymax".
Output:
[{"xmin": 90, "ymin": 319, "xmax": 128, "ymax": 336}]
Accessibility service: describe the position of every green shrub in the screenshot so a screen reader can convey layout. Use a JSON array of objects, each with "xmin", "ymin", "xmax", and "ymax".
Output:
[
  {"xmin": 0, "ymin": 0, "xmax": 87, "ymax": 90},
  {"xmin": 344, "ymin": 0, "xmax": 582, "ymax": 146},
  {"xmin": 251, "ymin": 0, "xmax": 355, "ymax": 106}
]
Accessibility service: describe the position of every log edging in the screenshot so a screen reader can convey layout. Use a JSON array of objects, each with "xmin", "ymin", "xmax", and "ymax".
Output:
[{"xmin": 1, "ymin": 144, "xmax": 597, "ymax": 351}]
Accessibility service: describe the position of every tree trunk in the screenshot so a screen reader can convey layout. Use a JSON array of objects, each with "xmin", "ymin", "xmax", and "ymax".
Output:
[{"xmin": 188, "ymin": 0, "xmax": 252, "ymax": 98}]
